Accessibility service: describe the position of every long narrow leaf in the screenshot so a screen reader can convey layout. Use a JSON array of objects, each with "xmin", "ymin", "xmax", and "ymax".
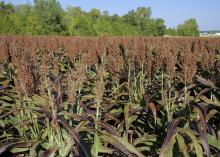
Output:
[
  {"xmin": 39, "ymin": 147, "xmax": 58, "ymax": 157},
  {"xmin": 178, "ymin": 128, "xmax": 203, "ymax": 157},
  {"xmin": 0, "ymin": 141, "xmax": 32, "ymax": 155},
  {"xmin": 197, "ymin": 124, "xmax": 210, "ymax": 157},
  {"xmin": 101, "ymin": 133, "xmax": 145, "ymax": 157},
  {"xmin": 57, "ymin": 118, "xmax": 90, "ymax": 157},
  {"xmin": 176, "ymin": 134, "xmax": 189, "ymax": 157}
]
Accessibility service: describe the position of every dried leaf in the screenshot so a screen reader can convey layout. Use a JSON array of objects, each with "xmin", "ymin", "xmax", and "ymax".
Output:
[
  {"xmin": 96, "ymin": 120, "xmax": 118, "ymax": 136},
  {"xmin": 196, "ymin": 123, "xmax": 210, "ymax": 157},
  {"xmin": 164, "ymin": 119, "xmax": 180, "ymax": 146},
  {"xmin": 194, "ymin": 105, "xmax": 207, "ymax": 134},
  {"xmin": 196, "ymin": 75, "xmax": 218, "ymax": 89},
  {"xmin": 124, "ymin": 104, "xmax": 130, "ymax": 132}
]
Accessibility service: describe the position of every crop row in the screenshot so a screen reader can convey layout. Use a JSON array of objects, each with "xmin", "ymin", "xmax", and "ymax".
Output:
[{"xmin": 0, "ymin": 36, "xmax": 220, "ymax": 156}]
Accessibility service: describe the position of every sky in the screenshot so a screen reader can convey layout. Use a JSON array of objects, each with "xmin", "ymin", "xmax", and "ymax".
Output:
[{"xmin": 3, "ymin": 0, "xmax": 220, "ymax": 31}]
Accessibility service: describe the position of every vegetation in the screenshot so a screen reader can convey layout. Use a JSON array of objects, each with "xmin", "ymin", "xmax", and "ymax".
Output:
[
  {"xmin": 0, "ymin": 36, "xmax": 220, "ymax": 156},
  {"xmin": 0, "ymin": 0, "xmax": 199, "ymax": 36},
  {"xmin": 177, "ymin": 18, "xmax": 200, "ymax": 36}
]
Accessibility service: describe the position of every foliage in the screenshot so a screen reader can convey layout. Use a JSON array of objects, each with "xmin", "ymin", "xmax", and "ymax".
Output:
[
  {"xmin": 0, "ymin": 1, "xmax": 199, "ymax": 36},
  {"xmin": 177, "ymin": 18, "xmax": 200, "ymax": 36}
]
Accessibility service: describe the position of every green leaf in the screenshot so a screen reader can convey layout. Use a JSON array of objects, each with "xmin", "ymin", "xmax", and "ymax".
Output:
[
  {"xmin": 92, "ymin": 133, "xmax": 101, "ymax": 157},
  {"xmin": 31, "ymin": 95, "xmax": 46, "ymax": 106},
  {"xmin": 166, "ymin": 137, "xmax": 176, "ymax": 157},
  {"xmin": 57, "ymin": 118, "xmax": 89, "ymax": 157},
  {"xmin": 133, "ymin": 134, "xmax": 156, "ymax": 146},
  {"xmin": 99, "ymin": 146, "xmax": 114, "ymax": 154},
  {"xmin": 178, "ymin": 128, "xmax": 203, "ymax": 157},
  {"xmin": 200, "ymin": 95, "xmax": 220, "ymax": 107},
  {"xmin": 101, "ymin": 133, "xmax": 145, "ymax": 157},
  {"xmin": 160, "ymin": 132, "xmax": 177, "ymax": 157},
  {"xmin": 11, "ymin": 147, "xmax": 30, "ymax": 153},
  {"xmin": 206, "ymin": 134, "xmax": 220, "ymax": 150},
  {"xmin": 0, "ymin": 95, "xmax": 13, "ymax": 101},
  {"xmin": 176, "ymin": 134, "xmax": 189, "ymax": 157}
]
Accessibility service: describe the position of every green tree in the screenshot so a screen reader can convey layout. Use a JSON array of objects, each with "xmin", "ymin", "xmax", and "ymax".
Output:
[
  {"xmin": 177, "ymin": 18, "xmax": 199, "ymax": 36},
  {"xmin": 124, "ymin": 7, "xmax": 151, "ymax": 25},
  {"xmin": 94, "ymin": 17, "xmax": 114, "ymax": 36},
  {"xmin": 0, "ymin": 1, "xmax": 200, "ymax": 37},
  {"xmin": 64, "ymin": 7, "xmax": 96, "ymax": 36},
  {"xmin": 33, "ymin": 0, "xmax": 65, "ymax": 34},
  {"xmin": 154, "ymin": 18, "xmax": 166, "ymax": 36},
  {"xmin": 165, "ymin": 28, "xmax": 177, "ymax": 36},
  {"xmin": 124, "ymin": 7, "xmax": 151, "ymax": 33},
  {"xmin": 109, "ymin": 15, "xmax": 138, "ymax": 36},
  {"xmin": 137, "ymin": 18, "xmax": 166, "ymax": 36},
  {"xmin": 90, "ymin": 8, "xmax": 101, "ymax": 20},
  {"xmin": 0, "ymin": 1, "xmax": 16, "ymax": 34},
  {"xmin": 64, "ymin": 7, "xmax": 82, "ymax": 35},
  {"xmin": 0, "ymin": 1, "xmax": 14, "ymax": 14},
  {"xmin": 10, "ymin": 4, "xmax": 34, "ymax": 34}
]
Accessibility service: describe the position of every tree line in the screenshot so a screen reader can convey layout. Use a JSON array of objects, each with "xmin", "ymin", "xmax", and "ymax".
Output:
[{"xmin": 0, "ymin": 0, "xmax": 200, "ymax": 36}]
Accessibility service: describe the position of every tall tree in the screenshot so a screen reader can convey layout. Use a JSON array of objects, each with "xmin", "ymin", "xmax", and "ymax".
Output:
[
  {"xmin": 64, "ymin": 6, "xmax": 96, "ymax": 36},
  {"xmin": 177, "ymin": 18, "xmax": 199, "ymax": 36},
  {"xmin": 165, "ymin": 28, "xmax": 177, "ymax": 36},
  {"xmin": 33, "ymin": 0, "xmax": 65, "ymax": 34},
  {"xmin": 0, "ymin": 1, "xmax": 14, "ymax": 14},
  {"xmin": 0, "ymin": 1, "xmax": 15, "ymax": 34},
  {"xmin": 124, "ymin": 7, "xmax": 152, "ymax": 34},
  {"xmin": 90, "ymin": 8, "xmax": 101, "ymax": 20},
  {"xmin": 154, "ymin": 18, "xmax": 166, "ymax": 36},
  {"xmin": 0, "ymin": 2, "xmax": 200, "ymax": 37}
]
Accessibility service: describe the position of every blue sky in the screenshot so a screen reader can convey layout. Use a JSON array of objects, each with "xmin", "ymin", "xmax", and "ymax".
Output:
[{"xmin": 3, "ymin": 0, "xmax": 220, "ymax": 31}]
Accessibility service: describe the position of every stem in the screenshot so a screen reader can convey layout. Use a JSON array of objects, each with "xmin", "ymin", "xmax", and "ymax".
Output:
[
  {"xmin": 95, "ymin": 99, "xmax": 100, "ymax": 127},
  {"xmin": 140, "ymin": 64, "xmax": 144, "ymax": 96},
  {"xmin": 76, "ymin": 88, "xmax": 82, "ymax": 115},
  {"xmin": 168, "ymin": 80, "xmax": 172, "ymax": 121},
  {"xmin": 128, "ymin": 60, "xmax": 131, "ymax": 100}
]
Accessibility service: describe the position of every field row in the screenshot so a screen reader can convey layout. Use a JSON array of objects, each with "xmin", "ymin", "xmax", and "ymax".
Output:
[{"xmin": 0, "ymin": 36, "xmax": 220, "ymax": 156}]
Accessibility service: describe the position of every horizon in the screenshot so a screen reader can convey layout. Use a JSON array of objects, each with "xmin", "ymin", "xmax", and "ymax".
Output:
[{"xmin": 3, "ymin": 0, "xmax": 220, "ymax": 31}]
